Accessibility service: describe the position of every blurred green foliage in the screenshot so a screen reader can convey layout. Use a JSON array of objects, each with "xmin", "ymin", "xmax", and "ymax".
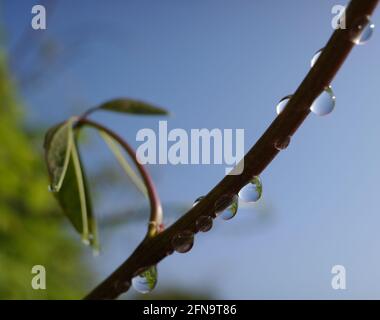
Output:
[{"xmin": 0, "ymin": 49, "xmax": 90, "ymax": 299}]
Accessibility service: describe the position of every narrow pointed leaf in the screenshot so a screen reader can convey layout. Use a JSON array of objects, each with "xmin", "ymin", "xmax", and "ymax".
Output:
[
  {"xmin": 99, "ymin": 131, "xmax": 147, "ymax": 197},
  {"xmin": 98, "ymin": 98, "xmax": 168, "ymax": 116},
  {"xmin": 51, "ymin": 132, "xmax": 98, "ymax": 250}
]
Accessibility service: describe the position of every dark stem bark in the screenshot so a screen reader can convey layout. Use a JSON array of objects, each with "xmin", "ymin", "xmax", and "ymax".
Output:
[{"xmin": 84, "ymin": 0, "xmax": 379, "ymax": 299}]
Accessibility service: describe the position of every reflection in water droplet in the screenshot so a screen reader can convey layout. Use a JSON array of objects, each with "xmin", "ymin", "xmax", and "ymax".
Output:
[
  {"xmin": 219, "ymin": 196, "xmax": 239, "ymax": 220},
  {"xmin": 196, "ymin": 215, "xmax": 213, "ymax": 232},
  {"xmin": 310, "ymin": 48, "xmax": 323, "ymax": 67},
  {"xmin": 238, "ymin": 176, "xmax": 263, "ymax": 203},
  {"xmin": 310, "ymin": 86, "xmax": 336, "ymax": 116},
  {"xmin": 132, "ymin": 266, "xmax": 158, "ymax": 294},
  {"xmin": 350, "ymin": 16, "xmax": 375, "ymax": 45},
  {"xmin": 274, "ymin": 136, "xmax": 291, "ymax": 151},
  {"xmin": 214, "ymin": 195, "xmax": 235, "ymax": 216},
  {"xmin": 193, "ymin": 196, "xmax": 205, "ymax": 207},
  {"xmin": 276, "ymin": 95, "xmax": 292, "ymax": 115},
  {"xmin": 172, "ymin": 231, "xmax": 194, "ymax": 253}
]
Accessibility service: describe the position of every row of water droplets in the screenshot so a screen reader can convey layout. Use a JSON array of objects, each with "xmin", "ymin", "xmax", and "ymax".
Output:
[
  {"xmin": 275, "ymin": 16, "xmax": 375, "ymax": 150},
  {"xmin": 131, "ymin": 176, "xmax": 263, "ymax": 294},
  {"xmin": 131, "ymin": 15, "xmax": 375, "ymax": 295}
]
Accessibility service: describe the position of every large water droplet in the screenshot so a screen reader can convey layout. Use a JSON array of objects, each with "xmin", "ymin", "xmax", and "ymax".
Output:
[
  {"xmin": 195, "ymin": 215, "xmax": 213, "ymax": 232},
  {"xmin": 310, "ymin": 48, "xmax": 323, "ymax": 67},
  {"xmin": 310, "ymin": 86, "xmax": 336, "ymax": 116},
  {"xmin": 350, "ymin": 16, "xmax": 375, "ymax": 45},
  {"xmin": 193, "ymin": 196, "xmax": 205, "ymax": 207},
  {"xmin": 274, "ymin": 136, "xmax": 291, "ymax": 151},
  {"xmin": 132, "ymin": 266, "xmax": 157, "ymax": 294},
  {"xmin": 172, "ymin": 230, "xmax": 194, "ymax": 253},
  {"xmin": 276, "ymin": 95, "xmax": 292, "ymax": 115},
  {"xmin": 238, "ymin": 176, "xmax": 262, "ymax": 203}
]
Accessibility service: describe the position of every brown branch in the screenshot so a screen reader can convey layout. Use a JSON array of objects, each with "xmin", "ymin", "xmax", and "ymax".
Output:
[{"xmin": 84, "ymin": 0, "xmax": 379, "ymax": 299}]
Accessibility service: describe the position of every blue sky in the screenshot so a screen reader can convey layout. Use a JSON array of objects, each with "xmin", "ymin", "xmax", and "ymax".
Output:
[{"xmin": 3, "ymin": 0, "xmax": 380, "ymax": 299}]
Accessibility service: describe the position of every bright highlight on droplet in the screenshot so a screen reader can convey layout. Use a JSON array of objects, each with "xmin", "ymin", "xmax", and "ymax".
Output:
[
  {"xmin": 350, "ymin": 16, "xmax": 375, "ymax": 45},
  {"xmin": 193, "ymin": 196, "xmax": 205, "ymax": 207},
  {"xmin": 310, "ymin": 86, "xmax": 336, "ymax": 116},
  {"xmin": 276, "ymin": 95, "xmax": 292, "ymax": 115},
  {"xmin": 238, "ymin": 176, "xmax": 262, "ymax": 203},
  {"xmin": 356, "ymin": 22, "xmax": 375, "ymax": 44},
  {"xmin": 172, "ymin": 230, "xmax": 194, "ymax": 253},
  {"xmin": 310, "ymin": 48, "xmax": 323, "ymax": 67},
  {"xmin": 132, "ymin": 266, "xmax": 158, "ymax": 294}
]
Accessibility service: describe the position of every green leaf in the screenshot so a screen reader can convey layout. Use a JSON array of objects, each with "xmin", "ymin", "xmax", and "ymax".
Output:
[
  {"xmin": 46, "ymin": 122, "xmax": 98, "ymax": 250},
  {"xmin": 98, "ymin": 98, "xmax": 168, "ymax": 116},
  {"xmin": 98, "ymin": 131, "xmax": 147, "ymax": 197},
  {"xmin": 44, "ymin": 118, "xmax": 75, "ymax": 192}
]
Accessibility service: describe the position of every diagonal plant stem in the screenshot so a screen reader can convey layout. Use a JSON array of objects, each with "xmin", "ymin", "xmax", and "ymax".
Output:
[
  {"xmin": 76, "ymin": 119, "xmax": 162, "ymax": 238},
  {"xmin": 84, "ymin": 0, "xmax": 379, "ymax": 299}
]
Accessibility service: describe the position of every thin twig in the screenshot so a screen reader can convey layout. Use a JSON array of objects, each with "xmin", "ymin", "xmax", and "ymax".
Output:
[
  {"xmin": 76, "ymin": 119, "xmax": 163, "ymax": 238},
  {"xmin": 84, "ymin": 0, "xmax": 379, "ymax": 299}
]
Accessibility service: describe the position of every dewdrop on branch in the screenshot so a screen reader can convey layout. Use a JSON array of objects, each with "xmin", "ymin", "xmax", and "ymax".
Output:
[
  {"xmin": 274, "ymin": 136, "xmax": 291, "ymax": 151},
  {"xmin": 349, "ymin": 15, "xmax": 375, "ymax": 45},
  {"xmin": 195, "ymin": 215, "xmax": 213, "ymax": 232},
  {"xmin": 238, "ymin": 176, "xmax": 263, "ymax": 203},
  {"xmin": 131, "ymin": 265, "xmax": 158, "ymax": 294},
  {"xmin": 171, "ymin": 230, "xmax": 194, "ymax": 253},
  {"xmin": 276, "ymin": 95, "xmax": 292, "ymax": 115},
  {"xmin": 214, "ymin": 194, "xmax": 239, "ymax": 220},
  {"xmin": 193, "ymin": 196, "xmax": 205, "ymax": 207},
  {"xmin": 310, "ymin": 48, "xmax": 323, "ymax": 67},
  {"xmin": 310, "ymin": 86, "xmax": 336, "ymax": 116}
]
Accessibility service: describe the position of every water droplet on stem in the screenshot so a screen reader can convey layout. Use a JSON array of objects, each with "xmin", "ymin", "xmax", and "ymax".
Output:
[
  {"xmin": 172, "ymin": 231, "xmax": 194, "ymax": 253},
  {"xmin": 310, "ymin": 48, "xmax": 323, "ymax": 67},
  {"xmin": 276, "ymin": 95, "xmax": 292, "ymax": 115},
  {"xmin": 132, "ymin": 266, "xmax": 158, "ymax": 294},
  {"xmin": 350, "ymin": 16, "xmax": 375, "ymax": 45},
  {"xmin": 193, "ymin": 196, "xmax": 205, "ymax": 207},
  {"xmin": 238, "ymin": 176, "xmax": 263, "ymax": 203},
  {"xmin": 274, "ymin": 136, "xmax": 291, "ymax": 151},
  {"xmin": 195, "ymin": 216, "xmax": 213, "ymax": 232},
  {"xmin": 310, "ymin": 86, "xmax": 336, "ymax": 116},
  {"xmin": 215, "ymin": 195, "xmax": 239, "ymax": 220}
]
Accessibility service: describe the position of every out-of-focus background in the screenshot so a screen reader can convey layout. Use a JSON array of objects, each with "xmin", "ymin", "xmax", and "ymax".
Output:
[{"xmin": 1, "ymin": 0, "xmax": 380, "ymax": 299}]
